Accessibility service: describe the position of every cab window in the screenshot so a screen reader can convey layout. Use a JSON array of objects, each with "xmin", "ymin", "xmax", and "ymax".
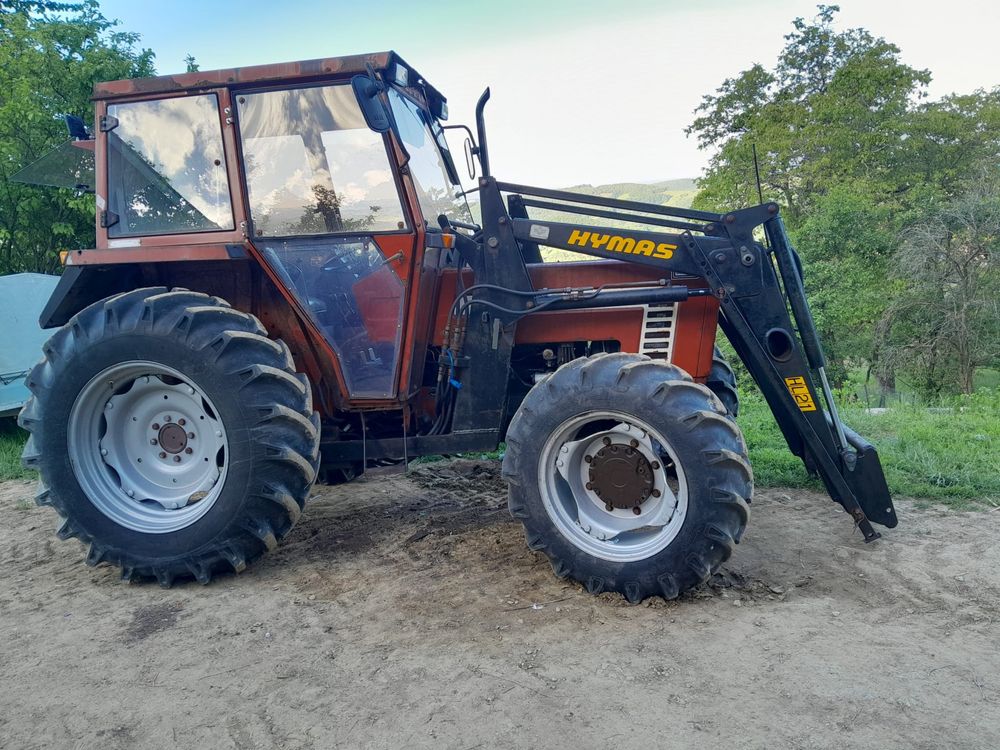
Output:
[{"xmin": 106, "ymin": 94, "xmax": 234, "ymax": 237}]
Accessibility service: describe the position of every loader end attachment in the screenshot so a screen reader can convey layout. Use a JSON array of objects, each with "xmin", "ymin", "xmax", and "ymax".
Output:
[{"xmin": 842, "ymin": 424, "xmax": 897, "ymax": 529}]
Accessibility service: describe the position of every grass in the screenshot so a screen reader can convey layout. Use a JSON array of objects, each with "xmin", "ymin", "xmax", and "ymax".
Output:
[
  {"xmin": 738, "ymin": 387, "xmax": 1000, "ymax": 507},
  {"xmin": 0, "ymin": 418, "xmax": 33, "ymax": 482}
]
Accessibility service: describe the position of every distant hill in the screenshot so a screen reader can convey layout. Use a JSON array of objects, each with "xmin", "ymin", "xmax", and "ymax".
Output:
[
  {"xmin": 558, "ymin": 178, "xmax": 698, "ymax": 209},
  {"xmin": 529, "ymin": 178, "xmax": 699, "ymax": 261}
]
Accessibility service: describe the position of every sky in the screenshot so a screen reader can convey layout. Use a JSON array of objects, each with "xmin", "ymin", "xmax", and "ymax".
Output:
[{"xmin": 99, "ymin": 0, "xmax": 1000, "ymax": 187}]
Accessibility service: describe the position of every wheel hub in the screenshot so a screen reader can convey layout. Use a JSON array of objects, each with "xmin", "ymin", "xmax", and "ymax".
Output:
[
  {"xmin": 158, "ymin": 423, "xmax": 188, "ymax": 454},
  {"xmin": 588, "ymin": 443, "xmax": 653, "ymax": 509}
]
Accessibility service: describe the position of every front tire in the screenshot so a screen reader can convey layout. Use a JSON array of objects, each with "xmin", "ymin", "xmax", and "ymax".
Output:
[
  {"xmin": 503, "ymin": 353, "xmax": 751, "ymax": 603},
  {"xmin": 19, "ymin": 288, "xmax": 319, "ymax": 586},
  {"xmin": 706, "ymin": 345, "xmax": 739, "ymax": 417}
]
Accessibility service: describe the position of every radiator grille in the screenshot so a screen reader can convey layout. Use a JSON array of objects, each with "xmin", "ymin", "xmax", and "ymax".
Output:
[{"xmin": 638, "ymin": 303, "xmax": 678, "ymax": 361}]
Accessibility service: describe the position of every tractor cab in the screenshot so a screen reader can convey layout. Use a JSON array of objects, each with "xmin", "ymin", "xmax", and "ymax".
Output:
[{"xmin": 31, "ymin": 53, "xmax": 471, "ymax": 402}]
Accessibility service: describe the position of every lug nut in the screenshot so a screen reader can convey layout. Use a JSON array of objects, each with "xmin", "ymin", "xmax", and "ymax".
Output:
[
  {"xmin": 188, "ymin": 432, "xmax": 195, "ymax": 439},
  {"xmin": 178, "ymin": 418, "xmax": 186, "ymax": 426},
  {"xmin": 159, "ymin": 452, "xmax": 167, "ymax": 459},
  {"xmin": 185, "ymin": 447, "xmax": 193, "ymax": 455},
  {"xmin": 632, "ymin": 506, "xmax": 642, "ymax": 515},
  {"xmin": 173, "ymin": 455, "xmax": 181, "ymax": 463},
  {"xmin": 605, "ymin": 503, "xmax": 614, "ymax": 512},
  {"xmin": 586, "ymin": 482, "xmax": 593, "ymax": 490},
  {"xmin": 152, "ymin": 423, "xmax": 160, "ymax": 430},
  {"xmin": 150, "ymin": 439, "xmax": 157, "ymax": 445},
  {"xmin": 630, "ymin": 439, "xmax": 638, "ymax": 448},
  {"xmin": 651, "ymin": 461, "xmax": 660, "ymax": 470},
  {"xmin": 164, "ymin": 415, "xmax": 172, "ymax": 422},
  {"xmin": 584, "ymin": 455, "xmax": 593, "ymax": 463},
  {"xmin": 602, "ymin": 437, "xmax": 612, "ymax": 446},
  {"xmin": 652, "ymin": 489, "xmax": 661, "ymax": 498}
]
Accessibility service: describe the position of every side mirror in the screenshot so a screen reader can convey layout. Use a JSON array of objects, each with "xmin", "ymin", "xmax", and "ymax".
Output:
[{"xmin": 351, "ymin": 75, "xmax": 391, "ymax": 133}]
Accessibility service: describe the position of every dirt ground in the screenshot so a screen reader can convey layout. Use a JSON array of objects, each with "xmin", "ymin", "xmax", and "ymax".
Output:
[{"xmin": 1, "ymin": 459, "xmax": 998, "ymax": 750}]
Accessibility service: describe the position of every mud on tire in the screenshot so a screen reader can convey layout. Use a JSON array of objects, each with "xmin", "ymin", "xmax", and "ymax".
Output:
[
  {"xmin": 18, "ymin": 287, "xmax": 319, "ymax": 586},
  {"xmin": 502, "ymin": 352, "xmax": 752, "ymax": 603}
]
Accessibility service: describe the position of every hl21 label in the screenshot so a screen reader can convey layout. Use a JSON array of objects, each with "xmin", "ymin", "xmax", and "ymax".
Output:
[
  {"xmin": 784, "ymin": 376, "xmax": 818, "ymax": 412},
  {"xmin": 567, "ymin": 230, "xmax": 677, "ymax": 260}
]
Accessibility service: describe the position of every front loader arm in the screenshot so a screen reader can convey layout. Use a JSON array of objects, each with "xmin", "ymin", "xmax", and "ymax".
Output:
[{"xmin": 473, "ymin": 178, "xmax": 896, "ymax": 539}]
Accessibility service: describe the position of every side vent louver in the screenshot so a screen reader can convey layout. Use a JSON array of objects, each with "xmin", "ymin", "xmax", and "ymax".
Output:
[{"xmin": 639, "ymin": 303, "xmax": 677, "ymax": 361}]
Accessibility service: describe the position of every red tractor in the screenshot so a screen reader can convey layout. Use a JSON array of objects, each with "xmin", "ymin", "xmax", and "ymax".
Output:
[{"xmin": 16, "ymin": 52, "xmax": 895, "ymax": 601}]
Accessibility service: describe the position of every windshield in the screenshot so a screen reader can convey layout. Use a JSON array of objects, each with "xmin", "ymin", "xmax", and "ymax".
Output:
[
  {"xmin": 387, "ymin": 88, "xmax": 472, "ymax": 227},
  {"xmin": 237, "ymin": 84, "xmax": 407, "ymax": 236}
]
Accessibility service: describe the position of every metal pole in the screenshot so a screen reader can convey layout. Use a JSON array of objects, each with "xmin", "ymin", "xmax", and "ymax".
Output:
[{"xmin": 817, "ymin": 366, "xmax": 849, "ymax": 452}]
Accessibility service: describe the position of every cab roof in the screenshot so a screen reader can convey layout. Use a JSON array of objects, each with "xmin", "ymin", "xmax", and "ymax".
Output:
[{"xmin": 92, "ymin": 50, "xmax": 441, "ymax": 103}]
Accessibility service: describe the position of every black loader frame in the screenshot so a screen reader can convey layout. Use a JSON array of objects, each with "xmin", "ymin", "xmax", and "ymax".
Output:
[{"xmin": 439, "ymin": 175, "xmax": 896, "ymax": 541}]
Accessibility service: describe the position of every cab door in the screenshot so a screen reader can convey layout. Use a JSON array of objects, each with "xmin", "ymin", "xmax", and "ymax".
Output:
[{"xmin": 235, "ymin": 83, "xmax": 413, "ymax": 400}]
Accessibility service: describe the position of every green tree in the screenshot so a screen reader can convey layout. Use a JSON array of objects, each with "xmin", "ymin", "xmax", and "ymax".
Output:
[
  {"xmin": 790, "ymin": 183, "xmax": 901, "ymax": 390},
  {"xmin": 688, "ymin": 5, "xmax": 930, "ymax": 220},
  {"xmin": 877, "ymin": 173, "xmax": 1000, "ymax": 397},
  {"xmin": 0, "ymin": 0, "xmax": 154, "ymax": 274},
  {"xmin": 687, "ymin": 5, "xmax": 1000, "ymax": 395}
]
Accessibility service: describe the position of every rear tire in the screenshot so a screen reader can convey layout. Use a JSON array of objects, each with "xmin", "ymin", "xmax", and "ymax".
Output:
[
  {"xmin": 503, "ymin": 353, "xmax": 752, "ymax": 603},
  {"xmin": 19, "ymin": 287, "xmax": 319, "ymax": 586},
  {"xmin": 706, "ymin": 344, "xmax": 739, "ymax": 417}
]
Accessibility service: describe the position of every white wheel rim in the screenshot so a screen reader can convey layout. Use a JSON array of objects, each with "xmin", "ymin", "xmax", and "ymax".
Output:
[
  {"xmin": 67, "ymin": 361, "xmax": 229, "ymax": 534},
  {"xmin": 537, "ymin": 410, "xmax": 688, "ymax": 562}
]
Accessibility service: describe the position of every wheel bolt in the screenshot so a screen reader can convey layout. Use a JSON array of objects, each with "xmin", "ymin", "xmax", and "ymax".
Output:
[
  {"xmin": 178, "ymin": 419, "xmax": 186, "ymax": 426},
  {"xmin": 652, "ymin": 489, "xmax": 661, "ymax": 498},
  {"xmin": 152, "ymin": 423, "xmax": 160, "ymax": 430},
  {"xmin": 173, "ymin": 455, "xmax": 181, "ymax": 463},
  {"xmin": 159, "ymin": 452, "xmax": 167, "ymax": 459},
  {"xmin": 150, "ymin": 439, "xmax": 157, "ymax": 446},
  {"xmin": 584, "ymin": 455, "xmax": 593, "ymax": 463},
  {"xmin": 632, "ymin": 506, "xmax": 642, "ymax": 515}
]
